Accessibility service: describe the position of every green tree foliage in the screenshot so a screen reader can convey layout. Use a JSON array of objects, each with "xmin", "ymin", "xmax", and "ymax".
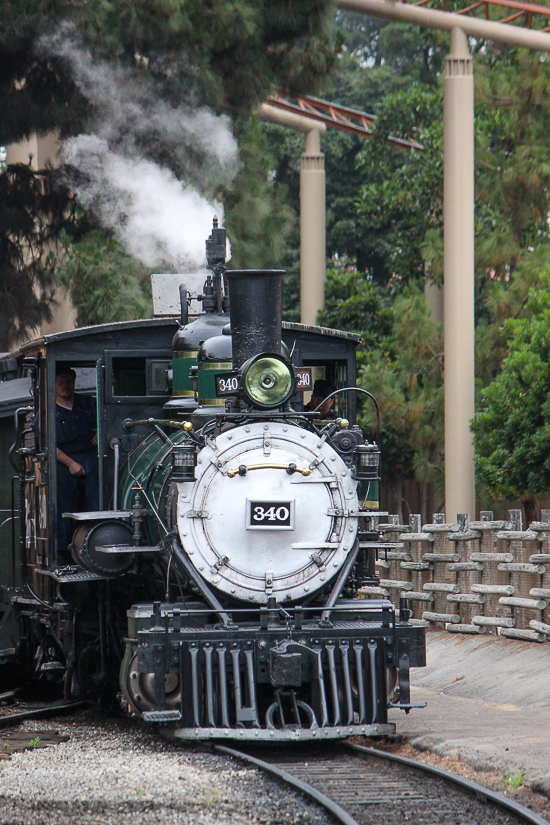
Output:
[
  {"xmin": 475, "ymin": 52, "xmax": 550, "ymax": 279},
  {"xmin": 222, "ymin": 118, "xmax": 293, "ymax": 269},
  {"xmin": 472, "ymin": 52, "xmax": 550, "ymax": 385},
  {"xmin": 0, "ymin": 0, "xmax": 338, "ymax": 349},
  {"xmin": 0, "ymin": 1, "xmax": 337, "ymax": 147},
  {"xmin": 57, "ymin": 230, "xmax": 152, "ymax": 328},
  {"xmin": 356, "ymin": 84, "xmax": 443, "ymax": 284},
  {"xmin": 358, "ymin": 286, "xmax": 443, "ymax": 490},
  {"xmin": 317, "ymin": 259, "xmax": 392, "ymax": 349},
  {"xmin": 472, "ymin": 275, "xmax": 550, "ymax": 516}
]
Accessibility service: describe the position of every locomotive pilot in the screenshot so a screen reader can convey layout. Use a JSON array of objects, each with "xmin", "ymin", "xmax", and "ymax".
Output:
[{"xmin": 55, "ymin": 365, "xmax": 99, "ymax": 550}]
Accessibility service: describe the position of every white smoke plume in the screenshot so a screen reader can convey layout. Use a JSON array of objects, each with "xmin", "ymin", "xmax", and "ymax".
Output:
[{"xmin": 38, "ymin": 25, "xmax": 238, "ymax": 270}]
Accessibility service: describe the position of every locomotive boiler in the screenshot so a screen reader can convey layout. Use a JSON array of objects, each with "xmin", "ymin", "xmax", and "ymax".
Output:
[{"xmin": 0, "ymin": 222, "xmax": 425, "ymax": 740}]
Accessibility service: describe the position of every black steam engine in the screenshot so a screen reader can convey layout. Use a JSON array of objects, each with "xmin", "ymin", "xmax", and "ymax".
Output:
[{"xmin": 0, "ymin": 223, "xmax": 425, "ymax": 740}]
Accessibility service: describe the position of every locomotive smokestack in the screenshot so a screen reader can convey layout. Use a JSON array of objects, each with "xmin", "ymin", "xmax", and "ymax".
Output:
[{"xmin": 226, "ymin": 270, "xmax": 285, "ymax": 369}]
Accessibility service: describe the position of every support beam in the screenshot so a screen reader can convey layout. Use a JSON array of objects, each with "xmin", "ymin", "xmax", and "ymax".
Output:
[
  {"xmin": 259, "ymin": 103, "xmax": 327, "ymax": 137},
  {"xmin": 259, "ymin": 104, "xmax": 327, "ymax": 325},
  {"xmin": 444, "ymin": 28, "xmax": 475, "ymax": 520}
]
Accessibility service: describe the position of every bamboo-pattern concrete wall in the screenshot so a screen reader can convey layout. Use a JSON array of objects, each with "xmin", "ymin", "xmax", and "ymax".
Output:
[{"xmin": 359, "ymin": 509, "xmax": 550, "ymax": 642}]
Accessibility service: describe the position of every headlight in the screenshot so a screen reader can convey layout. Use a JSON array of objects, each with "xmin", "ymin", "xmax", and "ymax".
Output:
[{"xmin": 242, "ymin": 354, "xmax": 294, "ymax": 409}]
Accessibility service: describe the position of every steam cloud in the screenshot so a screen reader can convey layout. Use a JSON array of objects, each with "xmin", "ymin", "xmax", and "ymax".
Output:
[{"xmin": 39, "ymin": 26, "xmax": 238, "ymax": 270}]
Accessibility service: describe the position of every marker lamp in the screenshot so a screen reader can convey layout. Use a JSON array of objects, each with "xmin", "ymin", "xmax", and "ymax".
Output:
[
  {"xmin": 351, "ymin": 443, "xmax": 380, "ymax": 481},
  {"xmin": 171, "ymin": 443, "xmax": 198, "ymax": 482},
  {"xmin": 241, "ymin": 354, "xmax": 294, "ymax": 409}
]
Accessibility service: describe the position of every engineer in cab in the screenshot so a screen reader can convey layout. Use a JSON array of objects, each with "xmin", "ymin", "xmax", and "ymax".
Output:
[
  {"xmin": 55, "ymin": 365, "xmax": 99, "ymax": 549},
  {"xmin": 305, "ymin": 379, "xmax": 337, "ymax": 420}
]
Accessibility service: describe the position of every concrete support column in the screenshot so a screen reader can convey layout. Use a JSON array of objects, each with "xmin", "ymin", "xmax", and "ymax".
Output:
[
  {"xmin": 300, "ymin": 129, "xmax": 325, "ymax": 325},
  {"xmin": 444, "ymin": 27, "xmax": 476, "ymax": 519},
  {"xmin": 5, "ymin": 133, "xmax": 76, "ymax": 336},
  {"xmin": 5, "ymin": 137, "xmax": 40, "ymax": 169},
  {"xmin": 5, "ymin": 132, "xmax": 60, "ymax": 169}
]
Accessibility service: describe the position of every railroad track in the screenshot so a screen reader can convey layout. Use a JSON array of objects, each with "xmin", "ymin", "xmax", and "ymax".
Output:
[
  {"xmin": 0, "ymin": 701, "xmax": 548, "ymax": 825},
  {"xmin": 0, "ymin": 699, "xmax": 87, "ymax": 729},
  {"xmin": 216, "ymin": 741, "xmax": 550, "ymax": 825}
]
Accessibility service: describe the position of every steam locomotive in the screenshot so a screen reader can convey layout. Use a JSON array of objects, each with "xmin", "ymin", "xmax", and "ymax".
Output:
[{"xmin": 0, "ymin": 222, "xmax": 425, "ymax": 741}]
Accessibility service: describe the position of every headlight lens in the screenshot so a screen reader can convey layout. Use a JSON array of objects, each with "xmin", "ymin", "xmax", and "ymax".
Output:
[{"xmin": 242, "ymin": 354, "xmax": 294, "ymax": 408}]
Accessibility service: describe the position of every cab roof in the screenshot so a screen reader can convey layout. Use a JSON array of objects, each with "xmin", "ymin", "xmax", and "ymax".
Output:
[{"xmin": 6, "ymin": 316, "xmax": 363, "ymax": 359}]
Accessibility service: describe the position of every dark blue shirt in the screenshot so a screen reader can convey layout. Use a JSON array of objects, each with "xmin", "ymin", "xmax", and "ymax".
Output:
[{"xmin": 56, "ymin": 394, "xmax": 97, "ymax": 456}]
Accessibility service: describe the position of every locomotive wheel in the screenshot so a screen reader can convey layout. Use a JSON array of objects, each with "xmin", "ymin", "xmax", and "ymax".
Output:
[{"xmin": 121, "ymin": 653, "xmax": 181, "ymax": 714}]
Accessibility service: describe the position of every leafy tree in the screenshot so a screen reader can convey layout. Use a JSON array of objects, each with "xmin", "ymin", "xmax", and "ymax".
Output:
[
  {"xmin": 355, "ymin": 84, "xmax": 443, "ymax": 285},
  {"xmin": 0, "ymin": 1, "xmax": 338, "ymax": 147},
  {"xmin": 317, "ymin": 259, "xmax": 392, "ymax": 349},
  {"xmin": 57, "ymin": 230, "xmax": 152, "ymax": 328},
  {"xmin": 472, "ymin": 275, "xmax": 550, "ymax": 522},
  {"xmin": 475, "ymin": 52, "xmax": 550, "ymax": 280},
  {"xmin": 222, "ymin": 117, "xmax": 293, "ymax": 269},
  {"xmin": 358, "ymin": 285, "xmax": 444, "ymax": 512},
  {"xmin": 0, "ymin": 0, "xmax": 338, "ymax": 348}
]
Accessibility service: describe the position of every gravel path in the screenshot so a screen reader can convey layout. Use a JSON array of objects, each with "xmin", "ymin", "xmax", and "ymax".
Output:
[{"xmin": 0, "ymin": 712, "xmax": 333, "ymax": 825}]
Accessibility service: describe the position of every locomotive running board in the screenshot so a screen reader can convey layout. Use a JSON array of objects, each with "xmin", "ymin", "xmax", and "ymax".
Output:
[
  {"xmin": 166, "ymin": 723, "xmax": 395, "ymax": 741},
  {"xmin": 61, "ymin": 510, "xmax": 133, "ymax": 520}
]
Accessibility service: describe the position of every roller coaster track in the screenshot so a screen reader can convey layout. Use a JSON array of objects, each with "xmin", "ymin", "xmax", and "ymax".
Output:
[
  {"xmin": 404, "ymin": 0, "xmax": 550, "ymax": 30},
  {"xmin": 217, "ymin": 741, "xmax": 550, "ymax": 825}
]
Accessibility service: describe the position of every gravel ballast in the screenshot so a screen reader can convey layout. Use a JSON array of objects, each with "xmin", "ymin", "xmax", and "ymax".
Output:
[{"xmin": 0, "ymin": 713, "xmax": 333, "ymax": 825}]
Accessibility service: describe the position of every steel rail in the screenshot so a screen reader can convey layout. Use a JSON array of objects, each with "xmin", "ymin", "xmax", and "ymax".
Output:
[
  {"xmin": 0, "ymin": 700, "xmax": 88, "ymax": 730},
  {"xmin": 346, "ymin": 743, "xmax": 550, "ymax": 825},
  {"xmin": 213, "ymin": 744, "xmax": 360, "ymax": 825}
]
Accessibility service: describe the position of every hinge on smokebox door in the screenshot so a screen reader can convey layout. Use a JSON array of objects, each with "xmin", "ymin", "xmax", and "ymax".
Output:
[
  {"xmin": 186, "ymin": 510, "xmax": 209, "ymax": 519},
  {"xmin": 326, "ymin": 508, "xmax": 363, "ymax": 518},
  {"xmin": 209, "ymin": 454, "xmax": 228, "ymax": 474},
  {"xmin": 211, "ymin": 555, "xmax": 229, "ymax": 574},
  {"xmin": 265, "ymin": 571, "xmax": 274, "ymax": 594},
  {"xmin": 308, "ymin": 453, "xmax": 322, "ymax": 470}
]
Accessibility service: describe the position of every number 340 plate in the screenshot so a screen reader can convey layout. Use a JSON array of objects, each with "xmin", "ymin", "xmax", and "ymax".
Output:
[{"xmin": 246, "ymin": 500, "xmax": 295, "ymax": 530}]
